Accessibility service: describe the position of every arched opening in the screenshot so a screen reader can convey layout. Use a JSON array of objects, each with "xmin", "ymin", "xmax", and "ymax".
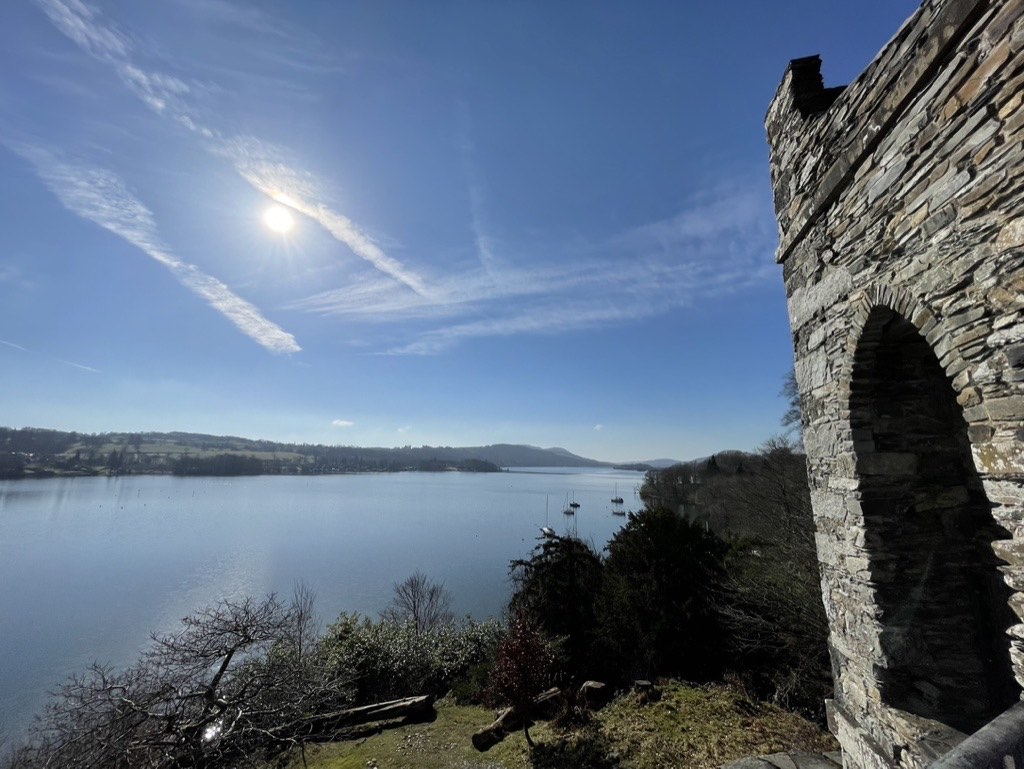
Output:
[{"xmin": 850, "ymin": 307, "xmax": 1017, "ymax": 733}]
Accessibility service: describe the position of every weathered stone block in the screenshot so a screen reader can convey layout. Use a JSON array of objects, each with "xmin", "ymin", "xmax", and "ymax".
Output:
[
  {"xmin": 984, "ymin": 395, "xmax": 1024, "ymax": 420},
  {"xmin": 996, "ymin": 218, "xmax": 1024, "ymax": 252},
  {"xmin": 974, "ymin": 440, "xmax": 1024, "ymax": 474},
  {"xmin": 856, "ymin": 453, "xmax": 918, "ymax": 476}
]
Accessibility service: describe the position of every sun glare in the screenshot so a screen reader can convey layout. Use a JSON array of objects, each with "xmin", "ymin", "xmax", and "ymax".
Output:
[{"xmin": 263, "ymin": 205, "xmax": 295, "ymax": 234}]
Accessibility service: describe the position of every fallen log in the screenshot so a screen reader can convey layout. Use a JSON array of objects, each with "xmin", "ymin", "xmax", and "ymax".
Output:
[
  {"xmin": 471, "ymin": 687, "xmax": 564, "ymax": 752},
  {"xmin": 306, "ymin": 694, "xmax": 436, "ymax": 735}
]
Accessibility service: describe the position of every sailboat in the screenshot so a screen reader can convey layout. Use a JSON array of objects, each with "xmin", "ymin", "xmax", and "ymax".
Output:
[
  {"xmin": 542, "ymin": 495, "xmax": 556, "ymax": 535},
  {"xmin": 611, "ymin": 483, "xmax": 624, "ymax": 505},
  {"xmin": 563, "ymin": 493, "xmax": 574, "ymax": 515},
  {"xmin": 569, "ymin": 491, "xmax": 580, "ymax": 510}
]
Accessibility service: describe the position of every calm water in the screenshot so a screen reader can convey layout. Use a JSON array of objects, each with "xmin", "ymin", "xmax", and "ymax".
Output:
[{"xmin": 0, "ymin": 467, "xmax": 641, "ymax": 740}]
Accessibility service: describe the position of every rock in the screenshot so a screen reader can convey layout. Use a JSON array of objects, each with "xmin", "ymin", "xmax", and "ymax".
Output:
[{"xmin": 577, "ymin": 680, "xmax": 612, "ymax": 710}]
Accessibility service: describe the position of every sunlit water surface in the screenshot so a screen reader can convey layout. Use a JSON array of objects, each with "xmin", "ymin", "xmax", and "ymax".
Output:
[{"xmin": 0, "ymin": 467, "xmax": 642, "ymax": 740}]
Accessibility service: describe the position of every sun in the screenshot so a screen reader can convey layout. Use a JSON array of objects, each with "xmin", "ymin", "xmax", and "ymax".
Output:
[{"xmin": 263, "ymin": 205, "xmax": 295, "ymax": 234}]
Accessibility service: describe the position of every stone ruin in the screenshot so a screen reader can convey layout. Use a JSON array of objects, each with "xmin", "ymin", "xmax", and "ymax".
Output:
[{"xmin": 766, "ymin": 0, "xmax": 1024, "ymax": 766}]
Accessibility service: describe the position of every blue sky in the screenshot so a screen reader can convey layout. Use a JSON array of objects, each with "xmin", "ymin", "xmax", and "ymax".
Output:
[{"xmin": 0, "ymin": 0, "xmax": 917, "ymax": 462}]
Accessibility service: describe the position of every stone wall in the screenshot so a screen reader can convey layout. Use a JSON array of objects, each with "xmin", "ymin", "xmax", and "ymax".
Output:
[{"xmin": 765, "ymin": 1, "xmax": 1024, "ymax": 767}]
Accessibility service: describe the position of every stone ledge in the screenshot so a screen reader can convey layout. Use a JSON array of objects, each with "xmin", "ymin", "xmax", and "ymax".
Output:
[{"xmin": 720, "ymin": 751, "xmax": 842, "ymax": 769}]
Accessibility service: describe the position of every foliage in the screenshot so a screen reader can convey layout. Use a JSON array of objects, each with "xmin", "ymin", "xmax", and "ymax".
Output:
[
  {"xmin": 172, "ymin": 453, "xmax": 267, "ymax": 476},
  {"xmin": 5, "ymin": 592, "xmax": 351, "ymax": 769},
  {"xmin": 714, "ymin": 438, "xmax": 831, "ymax": 719},
  {"xmin": 0, "ymin": 452, "xmax": 26, "ymax": 479},
  {"xmin": 597, "ymin": 507, "xmax": 728, "ymax": 683},
  {"xmin": 486, "ymin": 613, "xmax": 555, "ymax": 747},
  {"xmin": 516, "ymin": 434, "xmax": 829, "ymax": 720},
  {"xmin": 508, "ymin": 535, "xmax": 604, "ymax": 682},
  {"xmin": 381, "ymin": 571, "xmax": 454, "ymax": 634},
  {"xmin": 319, "ymin": 613, "xmax": 503, "ymax": 705},
  {"xmin": 637, "ymin": 452, "xmax": 746, "ymax": 516}
]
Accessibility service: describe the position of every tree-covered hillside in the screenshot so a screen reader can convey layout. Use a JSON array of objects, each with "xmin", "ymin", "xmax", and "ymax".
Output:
[{"xmin": 0, "ymin": 426, "xmax": 607, "ymax": 478}]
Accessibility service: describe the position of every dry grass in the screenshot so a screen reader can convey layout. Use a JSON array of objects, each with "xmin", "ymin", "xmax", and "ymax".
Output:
[
  {"xmin": 281, "ymin": 702, "xmax": 548, "ymax": 769},
  {"xmin": 595, "ymin": 680, "xmax": 837, "ymax": 769},
  {"xmin": 289, "ymin": 680, "xmax": 836, "ymax": 769}
]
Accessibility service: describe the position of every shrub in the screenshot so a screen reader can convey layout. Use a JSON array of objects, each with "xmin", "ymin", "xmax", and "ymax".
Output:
[
  {"xmin": 486, "ymin": 612, "xmax": 555, "ymax": 747},
  {"xmin": 596, "ymin": 506, "xmax": 727, "ymax": 683},
  {"xmin": 319, "ymin": 613, "xmax": 503, "ymax": 704},
  {"xmin": 508, "ymin": 535, "xmax": 604, "ymax": 682}
]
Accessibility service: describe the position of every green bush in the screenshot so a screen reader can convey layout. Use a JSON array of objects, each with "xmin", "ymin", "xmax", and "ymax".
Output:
[
  {"xmin": 508, "ymin": 535, "xmax": 604, "ymax": 682},
  {"xmin": 319, "ymin": 613, "xmax": 503, "ymax": 704},
  {"xmin": 597, "ymin": 507, "xmax": 727, "ymax": 683}
]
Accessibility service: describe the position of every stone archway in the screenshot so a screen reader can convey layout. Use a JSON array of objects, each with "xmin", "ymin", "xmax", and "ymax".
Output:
[{"xmin": 849, "ymin": 306, "xmax": 1018, "ymax": 733}]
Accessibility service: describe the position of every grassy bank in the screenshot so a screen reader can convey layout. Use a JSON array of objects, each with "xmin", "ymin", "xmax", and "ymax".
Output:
[{"xmin": 289, "ymin": 680, "xmax": 837, "ymax": 769}]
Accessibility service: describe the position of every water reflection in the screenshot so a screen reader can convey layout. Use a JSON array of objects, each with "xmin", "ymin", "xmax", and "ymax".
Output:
[{"xmin": 0, "ymin": 467, "xmax": 642, "ymax": 739}]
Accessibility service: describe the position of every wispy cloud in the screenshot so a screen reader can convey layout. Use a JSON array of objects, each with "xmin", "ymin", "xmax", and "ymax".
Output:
[
  {"xmin": 33, "ymin": 0, "xmax": 424, "ymax": 296},
  {"xmin": 593, "ymin": 424, "xmax": 604, "ymax": 431},
  {"xmin": 173, "ymin": 0, "xmax": 346, "ymax": 75},
  {"xmin": 331, "ymin": 419, "xmax": 354, "ymax": 428},
  {"xmin": 29, "ymin": 1, "xmax": 778, "ymax": 358},
  {"xmin": 221, "ymin": 138, "xmax": 431, "ymax": 296},
  {"xmin": 16, "ymin": 145, "xmax": 300, "ymax": 354},
  {"xmin": 175, "ymin": 0, "xmax": 295, "ymax": 40},
  {"xmin": 57, "ymin": 358, "xmax": 100, "ymax": 373},
  {"xmin": 457, "ymin": 103, "xmax": 499, "ymax": 277},
  {"xmin": 389, "ymin": 301, "xmax": 656, "ymax": 356},
  {"xmin": 356, "ymin": 182, "xmax": 776, "ymax": 355},
  {"xmin": 1, "ymin": 338, "xmax": 99, "ymax": 372},
  {"xmin": 36, "ymin": 0, "xmax": 130, "ymax": 59},
  {"xmin": 286, "ymin": 259, "xmax": 596, "ymax": 322},
  {"xmin": 34, "ymin": 0, "xmax": 203, "ymax": 134}
]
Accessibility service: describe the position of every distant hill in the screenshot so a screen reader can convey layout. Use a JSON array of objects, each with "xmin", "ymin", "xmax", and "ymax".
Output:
[
  {"xmin": 468, "ymin": 444, "xmax": 608, "ymax": 467},
  {"xmin": 0, "ymin": 426, "xmax": 613, "ymax": 476},
  {"xmin": 637, "ymin": 458, "xmax": 683, "ymax": 469},
  {"xmin": 613, "ymin": 458, "xmax": 683, "ymax": 471}
]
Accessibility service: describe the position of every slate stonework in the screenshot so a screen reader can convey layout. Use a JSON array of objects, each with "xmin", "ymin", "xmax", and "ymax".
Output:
[{"xmin": 766, "ymin": 1, "xmax": 1024, "ymax": 767}]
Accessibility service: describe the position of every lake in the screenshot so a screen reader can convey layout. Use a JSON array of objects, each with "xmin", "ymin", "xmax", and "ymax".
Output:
[{"xmin": 0, "ymin": 467, "xmax": 642, "ymax": 741}]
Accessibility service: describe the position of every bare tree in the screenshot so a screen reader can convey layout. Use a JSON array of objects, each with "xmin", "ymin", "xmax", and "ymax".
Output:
[
  {"xmin": 289, "ymin": 580, "xmax": 319, "ymax": 658},
  {"xmin": 781, "ymin": 368, "xmax": 804, "ymax": 446},
  {"xmin": 6, "ymin": 594, "xmax": 352, "ymax": 769},
  {"xmin": 711, "ymin": 437, "xmax": 831, "ymax": 718},
  {"xmin": 381, "ymin": 571, "xmax": 454, "ymax": 634}
]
